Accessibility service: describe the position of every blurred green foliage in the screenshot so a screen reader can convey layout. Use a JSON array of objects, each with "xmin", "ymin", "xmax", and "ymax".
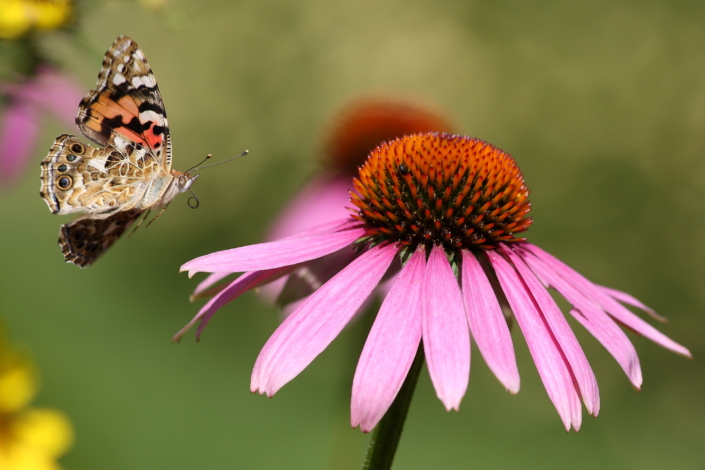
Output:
[{"xmin": 1, "ymin": 0, "xmax": 703, "ymax": 468}]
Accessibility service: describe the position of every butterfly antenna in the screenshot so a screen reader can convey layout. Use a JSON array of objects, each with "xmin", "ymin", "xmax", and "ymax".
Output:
[
  {"xmin": 188, "ymin": 188, "xmax": 200, "ymax": 209},
  {"xmin": 186, "ymin": 154, "xmax": 212, "ymax": 174},
  {"xmin": 184, "ymin": 150, "xmax": 247, "ymax": 208},
  {"xmin": 193, "ymin": 150, "xmax": 249, "ymax": 171}
]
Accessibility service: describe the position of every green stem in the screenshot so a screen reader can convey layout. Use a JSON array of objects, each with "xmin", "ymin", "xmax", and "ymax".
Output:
[{"xmin": 362, "ymin": 344, "xmax": 424, "ymax": 470}]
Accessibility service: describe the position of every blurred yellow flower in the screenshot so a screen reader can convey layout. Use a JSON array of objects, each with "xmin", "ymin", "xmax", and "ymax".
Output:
[
  {"xmin": 0, "ymin": 331, "xmax": 73, "ymax": 470},
  {"xmin": 0, "ymin": 0, "xmax": 73, "ymax": 39}
]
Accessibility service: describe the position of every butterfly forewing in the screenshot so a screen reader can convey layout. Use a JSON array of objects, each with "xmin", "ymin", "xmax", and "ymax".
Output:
[{"xmin": 76, "ymin": 35, "xmax": 172, "ymax": 171}]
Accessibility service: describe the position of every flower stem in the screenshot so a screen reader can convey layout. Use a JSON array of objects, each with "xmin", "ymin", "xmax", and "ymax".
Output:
[{"xmin": 362, "ymin": 344, "xmax": 424, "ymax": 470}]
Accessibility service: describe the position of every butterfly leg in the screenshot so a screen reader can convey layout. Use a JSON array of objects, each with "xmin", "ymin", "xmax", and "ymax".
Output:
[
  {"xmin": 145, "ymin": 203, "xmax": 171, "ymax": 228},
  {"xmin": 127, "ymin": 209, "xmax": 151, "ymax": 238}
]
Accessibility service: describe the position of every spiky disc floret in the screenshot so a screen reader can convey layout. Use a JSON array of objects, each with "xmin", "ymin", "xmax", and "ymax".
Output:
[{"xmin": 350, "ymin": 133, "xmax": 532, "ymax": 254}]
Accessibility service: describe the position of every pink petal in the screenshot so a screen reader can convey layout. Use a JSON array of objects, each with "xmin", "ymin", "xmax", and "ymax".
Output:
[
  {"xmin": 351, "ymin": 247, "xmax": 425, "ymax": 432},
  {"xmin": 523, "ymin": 244, "xmax": 691, "ymax": 358},
  {"xmin": 570, "ymin": 308, "xmax": 643, "ymax": 388},
  {"xmin": 251, "ymin": 244, "xmax": 398, "ymax": 396},
  {"xmin": 182, "ymin": 226, "xmax": 364, "ymax": 276},
  {"xmin": 423, "ymin": 245, "xmax": 470, "ymax": 411},
  {"xmin": 488, "ymin": 250, "xmax": 582, "ymax": 432},
  {"xmin": 278, "ymin": 218, "xmax": 359, "ymax": 240},
  {"xmin": 260, "ymin": 220, "xmax": 359, "ymax": 302},
  {"xmin": 461, "ymin": 250, "xmax": 520, "ymax": 394},
  {"xmin": 375, "ymin": 272, "xmax": 397, "ymax": 298},
  {"xmin": 192, "ymin": 272, "xmax": 232, "ymax": 297},
  {"xmin": 257, "ymin": 276, "xmax": 289, "ymax": 303},
  {"xmin": 597, "ymin": 285, "xmax": 668, "ymax": 323},
  {"xmin": 0, "ymin": 100, "xmax": 39, "ymax": 184},
  {"xmin": 502, "ymin": 246, "xmax": 600, "ymax": 417},
  {"xmin": 280, "ymin": 296, "xmax": 307, "ymax": 319},
  {"xmin": 521, "ymin": 251, "xmax": 642, "ymax": 389},
  {"xmin": 274, "ymin": 247, "xmax": 359, "ymax": 306},
  {"xmin": 173, "ymin": 268, "xmax": 291, "ymax": 343},
  {"xmin": 266, "ymin": 175, "xmax": 354, "ymax": 241}
]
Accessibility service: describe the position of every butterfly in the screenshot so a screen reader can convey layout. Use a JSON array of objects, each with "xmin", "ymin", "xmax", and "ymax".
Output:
[{"xmin": 40, "ymin": 35, "xmax": 199, "ymax": 268}]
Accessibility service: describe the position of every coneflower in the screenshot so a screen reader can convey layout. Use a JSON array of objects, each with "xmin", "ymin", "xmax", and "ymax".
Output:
[{"xmin": 178, "ymin": 132, "xmax": 690, "ymax": 433}]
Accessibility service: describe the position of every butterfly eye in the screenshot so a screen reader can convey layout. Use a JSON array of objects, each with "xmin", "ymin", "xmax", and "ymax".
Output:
[{"xmin": 178, "ymin": 175, "xmax": 187, "ymax": 186}]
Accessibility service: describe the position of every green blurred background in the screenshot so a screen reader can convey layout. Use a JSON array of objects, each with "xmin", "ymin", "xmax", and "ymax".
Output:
[{"xmin": 1, "ymin": 0, "xmax": 704, "ymax": 468}]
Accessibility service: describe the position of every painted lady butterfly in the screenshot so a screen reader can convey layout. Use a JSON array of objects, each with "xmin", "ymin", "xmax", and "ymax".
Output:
[{"xmin": 40, "ymin": 36, "xmax": 198, "ymax": 268}]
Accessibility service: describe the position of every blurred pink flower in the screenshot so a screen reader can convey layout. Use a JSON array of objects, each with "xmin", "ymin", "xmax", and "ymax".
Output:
[
  {"xmin": 0, "ymin": 67, "xmax": 82, "ymax": 186},
  {"xmin": 274, "ymin": 97, "xmax": 456, "ymax": 240},
  {"xmin": 178, "ymin": 133, "xmax": 690, "ymax": 433}
]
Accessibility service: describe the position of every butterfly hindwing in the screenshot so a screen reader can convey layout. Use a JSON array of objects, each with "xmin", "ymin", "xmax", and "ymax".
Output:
[
  {"xmin": 75, "ymin": 35, "xmax": 172, "ymax": 171},
  {"xmin": 59, "ymin": 209, "xmax": 144, "ymax": 268}
]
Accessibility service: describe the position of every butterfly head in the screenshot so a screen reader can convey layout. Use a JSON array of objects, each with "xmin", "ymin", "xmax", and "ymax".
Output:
[{"xmin": 176, "ymin": 172, "xmax": 199, "ymax": 192}]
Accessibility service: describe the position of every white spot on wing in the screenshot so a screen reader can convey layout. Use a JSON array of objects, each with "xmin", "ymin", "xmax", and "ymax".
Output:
[
  {"xmin": 117, "ymin": 64, "xmax": 125, "ymax": 73},
  {"xmin": 139, "ymin": 110, "xmax": 165, "ymax": 125},
  {"xmin": 131, "ymin": 76, "xmax": 144, "ymax": 88},
  {"xmin": 141, "ymin": 74, "xmax": 156, "ymax": 88},
  {"xmin": 87, "ymin": 158, "xmax": 106, "ymax": 172},
  {"xmin": 133, "ymin": 50, "xmax": 146, "ymax": 60},
  {"xmin": 113, "ymin": 74, "xmax": 126, "ymax": 86},
  {"xmin": 113, "ymin": 135, "xmax": 129, "ymax": 149}
]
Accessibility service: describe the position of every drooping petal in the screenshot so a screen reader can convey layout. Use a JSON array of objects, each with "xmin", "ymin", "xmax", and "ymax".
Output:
[
  {"xmin": 461, "ymin": 250, "xmax": 520, "ymax": 394},
  {"xmin": 502, "ymin": 246, "xmax": 600, "ymax": 417},
  {"xmin": 251, "ymin": 244, "xmax": 398, "ymax": 396},
  {"xmin": 182, "ymin": 226, "xmax": 365, "ymax": 276},
  {"xmin": 521, "ymin": 251, "xmax": 643, "ymax": 389},
  {"xmin": 351, "ymin": 247, "xmax": 425, "ymax": 432},
  {"xmin": 191, "ymin": 272, "xmax": 232, "ymax": 299},
  {"xmin": 0, "ymin": 100, "xmax": 39, "ymax": 184},
  {"xmin": 523, "ymin": 244, "xmax": 691, "ymax": 358},
  {"xmin": 596, "ymin": 285, "xmax": 667, "ymax": 323},
  {"xmin": 569, "ymin": 307, "xmax": 643, "ymax": 387},
  {"xmin": 488, "ymin": 250, "xmax": 582, "ymax": 432},
  {"xmin": 423, "ymin": 245, "xmax": 470, "ymax": 411},
  {"xmin": 173, "ymin": 268, "xmax": 291, "ymax": 343}
]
